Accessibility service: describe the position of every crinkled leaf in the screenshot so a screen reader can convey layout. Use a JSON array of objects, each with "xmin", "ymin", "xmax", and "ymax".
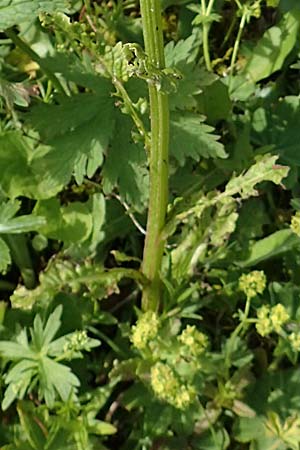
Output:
[
  {"xmin": 225, "ymin": 154, "xmax": 289, "ymax": 199},
  {"xmin": 10, "ymin": 258, "xmax": 140, "ymax": 309},
  {"xmin": 170, "ymin": 112, "xmax": 227, "ymax": 165},
  {"xmin": 0, "ymin": 0, "xmax": 69, "ymax": 31}
]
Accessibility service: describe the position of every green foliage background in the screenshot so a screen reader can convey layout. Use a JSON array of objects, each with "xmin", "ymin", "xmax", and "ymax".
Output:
[{"xmin": 0, "ymin": 0, "xmax": 300, "ymax": 449}]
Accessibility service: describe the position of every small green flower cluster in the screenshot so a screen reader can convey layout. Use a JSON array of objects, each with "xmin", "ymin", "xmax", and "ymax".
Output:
[
  {"xmin": 150, "ymin": 362, "xmax": 195, "ymax": 410},
  {"xmin": 178, "ymin": 325, "xmax": 208, "ymax": 357},
  {"xmin": 63, "ymin": 330, "xmax": 89, "ymax": 353},
  {"xmin": 291, "ymin": 212, "xmax": 300, "ymax": 236},
  {"xmin": 131, "ymin": 312, "xmax": 159, "ymax": 350},
  {"xmin": 256, "ymin": 304, "xmax": 289, "ymax": 337},
  {"xmin": 239, "ymin": 271, "xmax": 266, "ymax": 299}
]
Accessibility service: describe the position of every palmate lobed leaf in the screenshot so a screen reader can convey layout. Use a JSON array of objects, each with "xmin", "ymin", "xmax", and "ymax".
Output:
[
  {"xmin": 170, "ymin": 112, "xmax": 227, "ymax": 165},
  {"xmin": 39, "ymin": 357, "xmax": 80, "ymax": 407},
  {"xmin": 0, "ymin": 0, "xmax": 69, "ymax": 31},
  {"xmin": 0, "ymin": 306, "xmax": 99, "ymax": 409},
  {"xmin": 25, "ymin": 86, "xmax": 115, "ymax": 187}
]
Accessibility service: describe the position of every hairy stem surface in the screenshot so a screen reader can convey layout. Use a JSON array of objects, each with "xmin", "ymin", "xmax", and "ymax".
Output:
[{"xmin": 140, "ymin": 0, "xmax": 169, "ymax": 311}]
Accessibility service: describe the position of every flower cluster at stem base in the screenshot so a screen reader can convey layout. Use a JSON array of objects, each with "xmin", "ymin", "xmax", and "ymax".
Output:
[{"xmin": 131, "ymin": 311, "xmax": 159, "ymax": 350}]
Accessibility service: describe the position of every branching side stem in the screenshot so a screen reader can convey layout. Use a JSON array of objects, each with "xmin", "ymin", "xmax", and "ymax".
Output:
[{"xmin": 139, "ymin": 0, "xmax": 169, "ymax": 311}]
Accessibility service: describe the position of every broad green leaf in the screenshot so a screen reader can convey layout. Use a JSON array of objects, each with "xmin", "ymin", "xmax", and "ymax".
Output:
[
  {"xmin": 192, "ymin": 427, "xmax": 230, "ymax": 449},
  {"xmin": 252, "ymin": 96, "xmax": 300, "ymax": 166},
  {"xmin": 34, "ymin": 198, "xmax": 93, "ymax": 244},
  {"xmin": 233, "ymin": 416, "xmax": 267, "ymax": 443},
  {"xmin": 0, "ymin": 237, "xmax": 11, "ymax": 273},
  {"xmin": 198, "ymin": 80, "xmax": 231, "ymax": 123},
  {"xmin": 0, "ymin": 0, "xmax": 69, "ymax": 31},
  {"xmin": 242, "ymin": 10, "xmax": 300, "ymax": 83},
  {"xmin": 170, "ymin": 112, "xmax": 227, "ymax": 165},
  {"xmin": 238, "ymin": 229, "xmax": 299, "ymax": 267},
  {"xmin": 102, "ymin": 113, "xmax": 149, "ymax": 211},
  {"xmin": 0, "ymin": 132, "xmax": 61, "ymax": 199},
  {"xmin": 235, "ymin": 413, "xmax": 300, "ymax": 450}
]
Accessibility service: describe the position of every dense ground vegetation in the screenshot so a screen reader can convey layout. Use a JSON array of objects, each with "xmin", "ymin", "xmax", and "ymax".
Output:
[{"xmin": 0, "ymin": 0, "xmax": 300, "ymax": 448}]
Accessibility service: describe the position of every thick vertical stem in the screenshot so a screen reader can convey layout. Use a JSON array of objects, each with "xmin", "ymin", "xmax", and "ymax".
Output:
[{"xmin": 140, "ymin": 0, "xmax": 169, "ymax": 311}]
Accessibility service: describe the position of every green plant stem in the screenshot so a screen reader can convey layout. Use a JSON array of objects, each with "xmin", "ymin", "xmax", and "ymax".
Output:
[
  {"xmin": 225, "ymin": 295, "xmax": 252, "ymax": 369},
  {"xmin": 113, "ymin": 78, "xmax": 150, "ymax": 152},
  {"xmin": 229, "ymin": 10, "xmax": 247, "ymax": 89},
  {"xmin": 5, "ymin": 29, "xmax": 68, "ymax": 96},
  {"xmin": 201, "ymin": 0, "xmax": 215, "ymax": 71},
  {"xmin": 139, "ymin": 0, "xmax": 169, "ymax": 312},
  {"xmin": 4, "ymin": 235, "xmax": 36, "ymax": 289}
]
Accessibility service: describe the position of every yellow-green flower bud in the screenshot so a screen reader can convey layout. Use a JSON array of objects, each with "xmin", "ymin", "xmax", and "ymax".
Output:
[
  {"xmin": 291, "ymin": 212, "xmax": 300, "ymax": 236},
  {"xmin": 289, "ymin": 332, "xmax": 300, "ymax": 352},
  {"xmin": 256, "ymin": 305, "xmax": 272, "ymax": 337},
  {"xmin": 178, "ymin": 325, "xmax": 208, "ymax": 357},
  {"xmin": 256, "ymin": 304, "xmax": 289, "ymax": 336},
  {"xmin": 270, "ymin": 304, "xmax": 289, "ymax": 333},
  {"xmin": 131, "ymin": 311, "xmax": 159, "ymax": 350},
  {"xmin": 239, "ymin": 271, "xmax": 266, "ymax": 299},
  {"xmin": 250, "ymin": 1, "xmax": 261, "ymax": 18}
]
